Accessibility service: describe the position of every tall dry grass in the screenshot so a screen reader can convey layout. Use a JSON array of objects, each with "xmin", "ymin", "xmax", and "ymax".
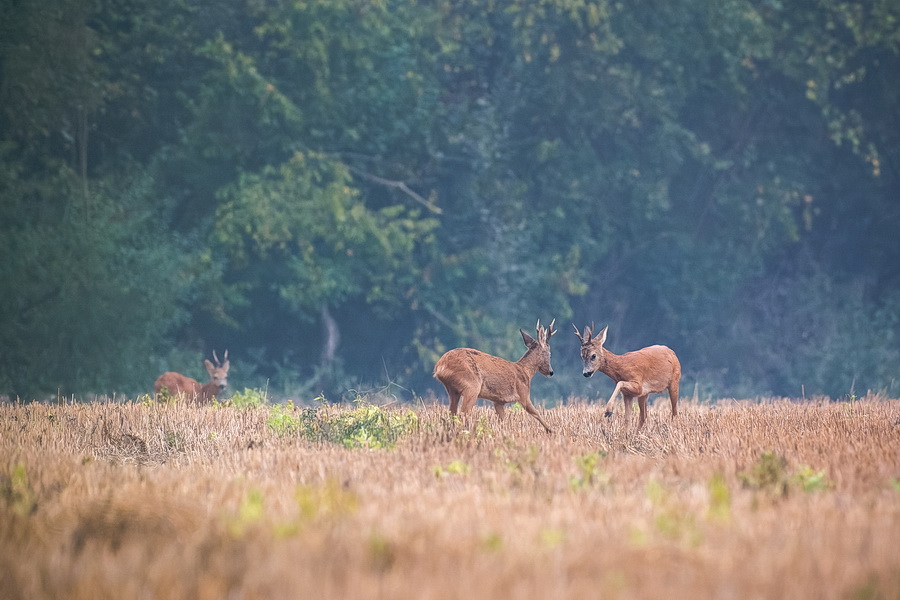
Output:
[{"xmin": 1, "ymin": 397, "xmax": 898, "ymax": 599}]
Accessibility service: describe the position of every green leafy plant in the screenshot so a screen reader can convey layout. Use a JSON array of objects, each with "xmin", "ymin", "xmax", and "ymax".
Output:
[
  {"xmin": 153, "ymin": 387, "xmax": 177, "ymax": 405},
  {"xmin": 295, "ymin": 481, "xmax": 359, "ymax": 521},
  {"xmin": 1, "ymin": 463, "xmax": 36, "ymax": 516},
  {"xmin": 136, "ymin": 393, "xmax": 155, "ymax": 406},
  {"xmin": 266, "ymin": 401, "xmax": 307, "ymax": 436},
  {"xmin": 707, "ymin": 472, "xmax": 731, "ymax": 523},
  {"xmin": 643, "ymin": 479, "xmax": 701, "ymax": 546},
  {"xmin": 222, "ymin": 387, "xmax": 268, "ymax": 409},
  {"xmin": 739, "ymin": 451, "xmax": 790, "ymax": 496},
  {"xmin": 271, "ymin": 396, "xmax": 418, "ymax": 449},
  {"xmin": 433, "ymin": 460, "xmax": 471, "ymax": 478},
  {"xmin": 569, "ymin": 450, "xmax": 609, "ymax": 491},
  {"xmin": 739, "ymin": 451, "xmax": 831, "ymax": 497},
  {"xmin": 228, "ymin": 488, "xmax": 265, "ymax": 538},
  {"xmin": 791, "ymin": 465, "xmax": 830, "ymax": 493},
  {"xmin": 324, "ymin": 399, "xmax": 419, "ymax": 449}
]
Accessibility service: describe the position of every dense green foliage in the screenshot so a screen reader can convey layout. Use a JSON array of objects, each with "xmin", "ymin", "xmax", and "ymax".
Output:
[{"xmin": 1, "ymin": 0, "xmax": 898, "ymax": 401}]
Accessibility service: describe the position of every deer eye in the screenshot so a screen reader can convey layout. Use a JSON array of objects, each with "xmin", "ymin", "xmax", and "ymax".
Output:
[{"xmin": 591, "ymin": 353, "xmax": 597, "ymax": 361}]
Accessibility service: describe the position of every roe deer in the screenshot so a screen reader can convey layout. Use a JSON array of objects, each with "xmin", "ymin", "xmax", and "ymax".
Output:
[
  {"xmin": 154, "ymin": 350, "xmax": 230, "ymax": 403},
  {"xmin": 574, "ymin": 324, "xmax": 680, "ymax": 429},
  {"xmin": 433, "ymin": 320, "xmax": 556, "ymax": 433}
]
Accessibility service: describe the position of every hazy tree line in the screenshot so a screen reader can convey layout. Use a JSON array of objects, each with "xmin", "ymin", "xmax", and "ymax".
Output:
[{"xmin": 1, "ymin": 0, "xmax": 898, "ymax": 402}]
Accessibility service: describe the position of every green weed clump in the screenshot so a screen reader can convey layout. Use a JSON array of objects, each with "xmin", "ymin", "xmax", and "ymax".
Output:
[
  {"xmin": 569, "ymin": 450, "xmax": 609, "ymax": 491},
  {"xmin": 739, "ymin": 451, "xmax": 790, "ymax": 496},
  {"xmin": 0, "ymin": 463, "xmax": 36, "ymax": 516},
  {"xmin": 739, "ymin": 451, "xmax": 831, "ymax": 497},
  {"xmin": 220, "ymin": 388, "xmax": 268, "ymax": 409},
  {"xmin": 266, "ymin": 401, "xmax": 309, "ymax": 436},
  {"xmin": 433, "ymin": 460, "xmax": 471, "ymax": 478},
  {"xmin": 323, "ymin": 399, "xmax": 419, "ymax": 449},
  {"xmin": 267, "ymin": 397, "xmax": 418, "ymax": 449}
]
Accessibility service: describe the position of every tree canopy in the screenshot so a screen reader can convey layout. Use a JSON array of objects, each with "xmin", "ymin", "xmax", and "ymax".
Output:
[{"xmin": 1, "ymin": 0, "xmax": 898, "ymax": 401}]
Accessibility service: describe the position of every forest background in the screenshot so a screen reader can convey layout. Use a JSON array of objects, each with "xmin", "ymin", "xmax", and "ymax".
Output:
[{"xmin": 1, "ymin": 0, "xmax": 898, "ymax": 403}]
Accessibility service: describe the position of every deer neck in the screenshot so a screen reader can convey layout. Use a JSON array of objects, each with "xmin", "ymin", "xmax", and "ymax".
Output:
[
  {"xmin": 516, "ymin": 347, "xmax": 542, "ymax": 378},
  {"xmin": 597, "ymin": 347, "xmax": 626, "ymax": 378},
  {"xmin": 200, "ymin": 382, "xmax": 221, "ymax": 400}
]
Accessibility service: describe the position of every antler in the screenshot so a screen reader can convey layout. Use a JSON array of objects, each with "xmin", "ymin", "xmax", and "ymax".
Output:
[
  {"xmin": 573, "ymin": 322, "xmax": 596, "ymax": 344},
  {"xmin": 534, "ymin": 319, "xmax": 556, "ymax": 340},
  {"xmin": 572, "ymin": 323, "xmax": 583, "ymax": 342}
]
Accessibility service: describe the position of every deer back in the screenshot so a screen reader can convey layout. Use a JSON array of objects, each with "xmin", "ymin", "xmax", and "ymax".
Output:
[
  {"xmin": 434, "ymin": 347, "xmax": 515, "ymax": 382},
  {"xmin": 154, "ymin": 372, "xmax": 201, "ymax": 397}
]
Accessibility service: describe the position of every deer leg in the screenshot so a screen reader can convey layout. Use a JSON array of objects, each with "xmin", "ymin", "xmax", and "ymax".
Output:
[
  {"xmin": 668, "ymin": 380, "xmax": 679, "ymax": 418},
  {"xmin": 492, "ymin": 401, "xmax": 507, "ymax": 421},
  {"xmin": 446, "ymin": 387, "xmax": 462, "ymax": 415},
  {"xmin": 519, "ymin": 396, "xmax": 553, "ymax": 434},
  {"xmin": 623, "ymin": 395, "xmax": 633, "ymax": 424},
  {"xmin": 637, "ymin": 394, "xmax": 649, "ymax": 429},
  {"xmin": 460, "ymin": 388, "xmax": 480, "ymax": 414},
  {"xmin": 607, "ymin": 381, "xmax": 643, "ymax": 420},
  {"xmin": 604, "ymin": 381, "xmax": 625, "ymax": 417}
]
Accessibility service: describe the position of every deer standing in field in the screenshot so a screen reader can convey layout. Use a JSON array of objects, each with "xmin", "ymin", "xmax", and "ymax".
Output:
[
  {"xmin": 154, "ymin": 350, "xmax": 230, "ymax": 403},
  {"xmin": 433, "ymin": 320, "xmax": 556, "ymax": 433},
  {"xmin": 574, "ymin": 324, "xmax": 680, "ymax": 429}
]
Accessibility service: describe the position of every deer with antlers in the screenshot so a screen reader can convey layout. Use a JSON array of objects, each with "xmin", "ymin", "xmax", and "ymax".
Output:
[
  {"xmin": 574, "ymin": 324, "xmax": 680, "ymax": 429},
  {"xmin": 433, "ymin": 320, "xmax": 556, "ymax": 433},
  {"xmin": 154, "ymin": 350, "xmax": 230, "ymax": 403}
]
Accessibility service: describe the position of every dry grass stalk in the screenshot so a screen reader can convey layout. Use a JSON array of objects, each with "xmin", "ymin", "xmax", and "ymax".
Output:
[{"xmin": 1, "ymin": 396, "xmax": 898, "ymax": 599}]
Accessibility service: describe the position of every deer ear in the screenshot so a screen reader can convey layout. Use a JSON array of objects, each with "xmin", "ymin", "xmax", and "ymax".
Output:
[
  {"xmin": 582, "ymin": 325, "xmax": 592, "ymax": 342},
  {"xmin": 204, "ymin": 359, "xmax": 215, "ymax": 375},
  {"xmin": 596, "ymin": 325, "xmax": 609, "ymax": 346},
  {"xmin": 521, "ymin": 329, "xmax": 536, "ymax": 347}
]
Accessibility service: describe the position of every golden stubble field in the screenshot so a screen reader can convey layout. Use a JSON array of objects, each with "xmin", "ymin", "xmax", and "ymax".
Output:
[{"xmin": 1, "ymin": 396, "xmax": 899, "ymax": 600}]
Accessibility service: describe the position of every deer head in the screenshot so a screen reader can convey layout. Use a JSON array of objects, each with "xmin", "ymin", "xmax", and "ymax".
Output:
[
  {"xmin": 573, "ymin": 323, "xmax": 608, "ymax": 378},
  {"xmin": 204, "ymin": 350, "xmax": 230, "ymax": 393},
  {"xmin": 521, "ymin": 318, "xmax": 557, "ymax": 377}
]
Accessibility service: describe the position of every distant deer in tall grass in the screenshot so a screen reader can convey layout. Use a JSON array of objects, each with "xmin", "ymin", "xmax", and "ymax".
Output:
[
  {"xmin": 574, "ymin": 324, "xmax": 680, "ymax": 429},
  {"xmin": 154, "ymin": 350, "xmax": 230, "ymax": 403},
  {"xmin": 434, "ymin": 320, "xmax": 556, "ymax": 433}
]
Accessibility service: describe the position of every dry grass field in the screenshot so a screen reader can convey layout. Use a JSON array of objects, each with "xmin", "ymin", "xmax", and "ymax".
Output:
[{"xmin": 1, "ymin": 396, "xmax": 899, "ymax": 599}]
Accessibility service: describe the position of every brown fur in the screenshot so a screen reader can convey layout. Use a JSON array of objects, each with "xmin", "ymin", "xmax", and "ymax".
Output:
[
  {"xmin": 574, "ymin": 324, "xmax": 680, "ymax": 429},
  {"xmin": 434, "ymin": 320, "xmax": 556, "ymax": 433},
  {"xmin": 154, "ymin": 350, "xmax": 230, "ymax": 403}
]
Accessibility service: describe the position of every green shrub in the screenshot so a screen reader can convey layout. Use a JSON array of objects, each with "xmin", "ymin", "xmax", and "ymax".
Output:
[
  {"xmin": 569, "ymin": 450, "xmax": 609, "ymax": 491},
  {"xmin": 266, "ymin": 396, "xmax": 418, "ymax": 449},
  {"xmin": 739, "ymin": 451, "xmax": 790, "ymax": 496},
  {"xmin": 222, "ymin": 388, "xmax": 268, "ymax": 409},
  {"xmin": 266, "ymin": 401, "xmax": 308, "ymax": 436},
  {"xmin": 739, "ymin": 451, "xmax": 831, "ymax": 497},
  {"xmin": 791, "ymin": 465, "xmax": 830, "ymax": 493},
  {"xmin": 433, "ymin": 460, "xmax": 471, "ymax": 478}
]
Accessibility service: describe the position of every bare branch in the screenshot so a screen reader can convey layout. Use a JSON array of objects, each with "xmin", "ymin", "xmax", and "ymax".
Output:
[{"xmin": 348, "ymin": 166, "xmax": 442, "ymax": 214}]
